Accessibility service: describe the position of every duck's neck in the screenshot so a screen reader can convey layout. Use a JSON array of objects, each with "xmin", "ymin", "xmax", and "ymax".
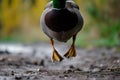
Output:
[{"xmin": 52, "ymin": 0, "xmax": 66, "ymax": 9}]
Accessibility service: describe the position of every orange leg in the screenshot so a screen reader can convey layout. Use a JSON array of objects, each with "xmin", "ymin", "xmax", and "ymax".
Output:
[
  {"xmin": 50, "ymin": 39, "xmax": 63, "ymax": 62},
  {"xmin": 64, "ymin": 35, "xmax": 76, "ymax": 58}
]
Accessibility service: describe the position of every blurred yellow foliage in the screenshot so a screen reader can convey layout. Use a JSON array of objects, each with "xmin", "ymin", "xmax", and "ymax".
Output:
[
  {"xmin": 1, "ymin": 0, "xmax": 21, "ymax": 36},
  {"xmin": 0, "ymin": 0, "xmax": 48, "ymax": 37}
]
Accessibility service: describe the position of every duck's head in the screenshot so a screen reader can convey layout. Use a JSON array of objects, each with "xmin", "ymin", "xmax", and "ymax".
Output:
[{"xmin": 52, "ymin": 0, "xmax": 66, "ymax": 9}]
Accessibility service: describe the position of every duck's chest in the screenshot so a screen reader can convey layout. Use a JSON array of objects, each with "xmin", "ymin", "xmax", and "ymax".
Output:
[{"xmin": 45, "ymin": 8, "xmax": 78, "ymax": 32}]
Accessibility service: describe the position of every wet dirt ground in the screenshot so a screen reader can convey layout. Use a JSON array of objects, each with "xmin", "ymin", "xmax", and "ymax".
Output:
[{"xmin": 0, "ymin": 43, "xmax": 120, "ymax": 80}]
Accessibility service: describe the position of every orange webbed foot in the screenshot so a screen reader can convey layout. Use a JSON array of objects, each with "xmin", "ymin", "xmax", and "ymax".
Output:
[
  {"xmin": 64, "ymin": 35, "xmax": 76, "ymax": 58},
  {"xmin": 52, "ymin": 49, "xmax": 63, "ymax": 62},
  {"xmin": 50, "ymin": 39, "xmax": 63, "ymax": 62},
  {"xmin": 64, "ymin": 44, "xmax": 76, "ymax": 58}
]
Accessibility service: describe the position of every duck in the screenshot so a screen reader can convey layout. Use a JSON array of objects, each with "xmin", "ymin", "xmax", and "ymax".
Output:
[{"xmin": 40, "ymin": 0, "xmax": 83, "ymax": 62}]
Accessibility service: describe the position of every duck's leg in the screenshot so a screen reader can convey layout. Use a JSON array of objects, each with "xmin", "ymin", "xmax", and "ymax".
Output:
[
  {"xmin": 50, "ymin": 39, "xmax": 63, "ymax": 62},
  {"xmin": 64, "ymin": 34, "xmax": 76, "ymax": 58}
]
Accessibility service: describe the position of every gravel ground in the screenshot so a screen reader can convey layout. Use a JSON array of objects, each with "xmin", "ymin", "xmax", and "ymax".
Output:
[{"xmin": 0, "ymin": 43, "xmax": 120, "ymax": 80}]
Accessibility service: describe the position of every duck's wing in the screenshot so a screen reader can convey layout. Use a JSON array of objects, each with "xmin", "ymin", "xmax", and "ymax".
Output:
[{"xmin": 66, "ymin": 0, "xmax": 79, "ymax": 10}]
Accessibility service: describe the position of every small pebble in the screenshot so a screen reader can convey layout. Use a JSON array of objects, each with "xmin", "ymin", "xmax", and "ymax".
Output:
[
  {"xmin": 92, "ymin": 68, "xmax": 100, "ymax": 72},
  {"xmin": 15, "ymin": 76, "xmax": 22, "ymax": 80},
  {"xmin": 11, "ymin": 71, "xmax": 14, "ymax": 75}
]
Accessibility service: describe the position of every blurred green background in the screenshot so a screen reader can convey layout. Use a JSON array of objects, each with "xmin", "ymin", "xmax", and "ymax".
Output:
[{"xmin": 0, "ymin": 0, "xmax": 120, "ymax": 47}]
